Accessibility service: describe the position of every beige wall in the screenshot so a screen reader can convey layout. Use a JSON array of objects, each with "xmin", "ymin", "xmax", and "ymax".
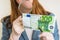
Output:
[
  {"xmin": 0, "ymin": 0, "xmax": 11, "ymax": 19},
  {"xmin": 0, "ymin": 0, "xmax": 60, "ymax": 40}
]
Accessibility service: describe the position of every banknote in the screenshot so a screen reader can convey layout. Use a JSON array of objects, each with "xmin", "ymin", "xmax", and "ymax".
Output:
[{"xmin": 22, "ymin": 13, "xmax": 56, "ymax": 33}]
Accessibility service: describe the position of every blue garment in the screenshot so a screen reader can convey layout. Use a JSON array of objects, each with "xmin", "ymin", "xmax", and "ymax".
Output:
[
  {"xmin": 1, "ymin": 13, "xmax": 59, "ymax": 40},
  {"xmin": 50, "ymin": 13, "xmax": 59, "ymax": 40}
]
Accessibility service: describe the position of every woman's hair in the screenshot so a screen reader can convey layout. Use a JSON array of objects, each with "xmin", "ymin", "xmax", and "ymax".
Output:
[{"xmin": 10, "ymin": 0, "xmax": 50, "ymax": 23}]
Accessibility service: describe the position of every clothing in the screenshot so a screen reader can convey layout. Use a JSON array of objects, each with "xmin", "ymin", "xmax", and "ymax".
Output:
[{"xmin": 1, "ymin": 13, "xmax": 59, "ymax": 40}]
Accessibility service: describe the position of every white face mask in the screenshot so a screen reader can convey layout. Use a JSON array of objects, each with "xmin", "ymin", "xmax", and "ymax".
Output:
[{"xmin": 18, "ymin": 0, "xmax": 32, "ymax": 13}]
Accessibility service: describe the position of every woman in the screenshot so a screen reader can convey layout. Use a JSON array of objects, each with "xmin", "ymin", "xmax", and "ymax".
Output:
[{"xmin": 1, "ymin": 0, "xmax": 59, "ymax": 40}]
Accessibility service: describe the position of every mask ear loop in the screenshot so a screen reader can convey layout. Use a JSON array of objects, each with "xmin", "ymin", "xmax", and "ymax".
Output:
[
  {"xmin": 18, "ymin": 0, "xmax": 26, "ymax": 17},
  {"xmin": 18, "ymin": 3, "xmax": 21, "ymax": 13},
  {"xmin": 18, "ymin": 0, "xmax": 25, "ymax": 11}
]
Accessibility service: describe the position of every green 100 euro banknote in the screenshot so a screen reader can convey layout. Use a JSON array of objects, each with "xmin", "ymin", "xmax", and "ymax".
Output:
[{"xmin": 22, "ymin": 13, "xmax": 56, "ymax": 33}]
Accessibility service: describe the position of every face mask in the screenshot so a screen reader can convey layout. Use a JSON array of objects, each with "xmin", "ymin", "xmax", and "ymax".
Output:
[
  {"xmin": 22, "ymin": 13, "xmax": 56, "ymax": 33},
  {"xmin": 18, "ymin": 0, "xmax": 32, "ymax": 13}
]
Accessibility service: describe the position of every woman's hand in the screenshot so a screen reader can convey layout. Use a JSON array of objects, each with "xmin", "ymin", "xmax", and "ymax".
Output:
[
  {"xmin": 40, "ymin": 32, "xmax": 54, "ymax": 40},
  {"xmin": 9, "ymin": 16, "xmax": 24, "ymax": 40},
  {"xmin": 12, "ymin": 16, "xmax": 24, "ymax": 34}
]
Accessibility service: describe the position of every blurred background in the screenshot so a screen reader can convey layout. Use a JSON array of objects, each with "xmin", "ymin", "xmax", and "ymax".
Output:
[{"xmin": 0, "ymin": 0, "xmax": 60, "ymax": 40}]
